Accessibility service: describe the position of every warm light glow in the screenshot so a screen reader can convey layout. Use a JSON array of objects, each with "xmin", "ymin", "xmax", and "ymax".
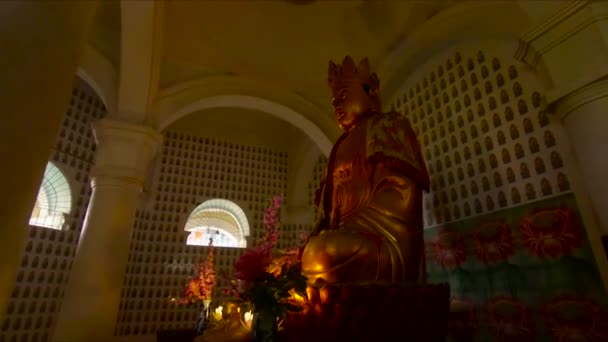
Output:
[
  {"xmin": 213, "ymin": 306, "xmax": 223, "ymax": 321},
  {"xmin": 244, "ymin": 310, "xmax": 253, "ymax": 330},
  {"xmin": 292, "ymin": 292, "xmax": 305, "ymax": 303}
]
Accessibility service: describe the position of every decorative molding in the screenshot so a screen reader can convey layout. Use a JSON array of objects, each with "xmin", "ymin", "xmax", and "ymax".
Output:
[
  {"xmin": 554, "ymin": 78, "xmax": 608, "ymax": 120},
  {"xmin": 514, "ymin": 1, "xmax": 608, "ymax": 104},
  {"xmin": 515, "ymin": 0, "xmax": 594, "ymax": 68},
  {"xmin": 513, "ymin": 39, "xmax": 541, "ymax": 69},
  {"xmin": 519, "ymin": 0, "xmax": 589, "ymax": 43},
  {"xmin": 93, "ymin": 118, "xmax": 162, "ymax": 146}
]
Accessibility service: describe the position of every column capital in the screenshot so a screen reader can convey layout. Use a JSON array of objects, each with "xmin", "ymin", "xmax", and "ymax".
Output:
[
  {"xmin": 92, "ymin": 118, "xmax": 162, "ymax": 186},
  {"xmin": 554, "ymin": 78, "xmax": 608, "ymax": 120}
]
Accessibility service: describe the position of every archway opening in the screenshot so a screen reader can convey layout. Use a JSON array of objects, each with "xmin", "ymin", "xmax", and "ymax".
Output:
[
  {"xmin": 29, "ymin": 162, "xmax": 72, "ymax": 229},
  {"xmin": 185, "ymin": 199, "xmax": 249, "ymax": 248}
]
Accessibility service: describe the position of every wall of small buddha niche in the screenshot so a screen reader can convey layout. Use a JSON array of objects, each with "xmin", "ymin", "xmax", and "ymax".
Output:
[
  {"xmin": 307, "ymin": 155, "xmax": 328, "ymax": 223},
  {"xmin": 392, "ymin": 46, "xmax": 569, "ymax": 228},
  {"xmin": 0, "ymin": 79, "xmax": 105, "ymax": 342},
  {"xmin": 114, "ymin": 129, "xmax": 321, "ymax": 337},
  {"xmin": 389, "ymin": 43, "xmax": 607, "ymax": 341}
]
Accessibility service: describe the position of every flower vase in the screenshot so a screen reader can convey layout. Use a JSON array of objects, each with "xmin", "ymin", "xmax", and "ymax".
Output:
[
  {"xmin": 195, "ymin": 299, "xmax": 211, "ymax": 336},
  {"xmin": 252, "ymin": 308, "xmax": 278, "ymax": 342}
]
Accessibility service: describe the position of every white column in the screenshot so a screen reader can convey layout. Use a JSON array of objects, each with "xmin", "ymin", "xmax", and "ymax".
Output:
[
  {"xmin": 0, "ymin": 1, "xmax": 98, "ymax": 323},
  {"xmin": 555, "ymin": 79, "xmax": 608, "ymax": 234},
  {"xmin": 53, "ymin": 119, "xmax": 162, "ymax": 342},
  {"xmin": 515, "ymin": 0, "xmax": 608, "ymax": 291}
]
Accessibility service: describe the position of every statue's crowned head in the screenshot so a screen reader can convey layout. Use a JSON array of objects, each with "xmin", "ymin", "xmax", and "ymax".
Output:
[{"xmin": 328, "ymin": 56, "xmax": 381, "ymax": 131}]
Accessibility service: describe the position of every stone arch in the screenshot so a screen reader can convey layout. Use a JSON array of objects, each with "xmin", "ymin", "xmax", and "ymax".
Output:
[
  {"xmin": 76, "ymin": 45, "xmax": 118, "ymax": 114},
  {"xmin": 151, "ymin": 76, "xmax": 335, "ymax": 156}
]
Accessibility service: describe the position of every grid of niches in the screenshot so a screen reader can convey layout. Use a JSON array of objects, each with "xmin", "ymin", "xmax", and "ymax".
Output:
[
  {"xmin": 307, "ymin": 155, "xmax": 328, "ymax": 221},
  {"xmin": 115, "ymin": 131, "xmax": 292, "ymax": 336},
  {"xmin": 0, "ymin": 79, "xmax": 105, "ymax": 342},
  {"xmin": 392, "ymin": 50, "xmax": 570, "ymax": 227}
]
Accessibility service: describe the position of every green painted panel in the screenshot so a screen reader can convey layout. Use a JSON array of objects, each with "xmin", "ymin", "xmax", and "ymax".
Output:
[{"xmin": 425, "ymin": 193, "xmax": 608, "ymax": 341}]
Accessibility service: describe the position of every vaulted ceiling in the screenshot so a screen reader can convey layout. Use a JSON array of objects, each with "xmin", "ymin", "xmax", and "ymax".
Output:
[
  {"xmin": 82, "ymin": 0, "xmax": 570, "ymax": 214},
  {"xmin": 84, "ymin": 0, "xmax": 569, "ymax": 160},
  {"xmin": 88, "ymin": 0, "xmax": 461, "ymax": 143},
  {"xmin": 159, "ymin": 0, "xmax": 459, "ymax": 108},
  {"xmin": 89, "ymin": 0, "xmax": 121, "ymax": 68}
]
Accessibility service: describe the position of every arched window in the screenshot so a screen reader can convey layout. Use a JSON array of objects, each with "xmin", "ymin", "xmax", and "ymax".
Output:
[
  {"xmin": 185, "ymin": 199, "xmax": 249, "ymax": 248},
  {"xmin": 29, "ymin": 162, "xmax": 72, "ymax": 229}
]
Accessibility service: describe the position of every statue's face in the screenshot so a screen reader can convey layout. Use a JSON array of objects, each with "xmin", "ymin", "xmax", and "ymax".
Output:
[{"xmin": 332, "ymin": 82, "xmax": 373, "ymax": 131}]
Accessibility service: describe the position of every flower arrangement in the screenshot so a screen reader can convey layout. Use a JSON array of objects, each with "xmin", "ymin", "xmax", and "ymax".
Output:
[
  {"xmin": 173, "ymin": 237, "xmax": 216, "ymax": 304},
  {"xmin": 231, "ymin": 195, "xmax": 307, "ymax": 320}
]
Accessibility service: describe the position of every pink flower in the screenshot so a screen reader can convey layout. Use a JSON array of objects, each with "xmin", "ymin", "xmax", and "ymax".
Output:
[
  {"xmin": 271, "ymin": 195, "xmax": 283, "ymax": 209},
  {"xmin": 260, "ymin": 195, "xmax": 283, "ymax": 252},
  {"xmin": 174, "ymin": 238, "xmax": 216, "ymax": 303}
]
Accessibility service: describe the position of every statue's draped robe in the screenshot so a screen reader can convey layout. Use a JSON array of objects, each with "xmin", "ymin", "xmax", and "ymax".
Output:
[{"xmin": 316, "ymin": 112, "xmax": 429, "ymax": 283}]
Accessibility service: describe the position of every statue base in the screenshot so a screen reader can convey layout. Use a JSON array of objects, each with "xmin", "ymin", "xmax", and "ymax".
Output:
[{"xmin": 279, "ymin": 283, "xmax": 450, "ymax": 342}]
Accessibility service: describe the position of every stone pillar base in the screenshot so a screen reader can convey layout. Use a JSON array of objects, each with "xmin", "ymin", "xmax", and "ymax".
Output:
[{"xmin": 280, "ymin": 283, "xmax": 450, "ymax": 342}]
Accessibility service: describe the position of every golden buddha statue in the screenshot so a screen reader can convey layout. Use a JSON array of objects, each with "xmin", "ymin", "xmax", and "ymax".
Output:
[{"xmin": 301, "ymin": 56, "xmax": 430, "ymax": 285}]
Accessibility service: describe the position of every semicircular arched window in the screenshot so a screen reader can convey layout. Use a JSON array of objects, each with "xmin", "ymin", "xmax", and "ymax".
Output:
[
  {"xmin": 29, "ymin": 162, "xmax": 72, "ymax": 229},
  {"xmin": 185, "ymin": 199, "xmax": 249, "ymax": 248}
]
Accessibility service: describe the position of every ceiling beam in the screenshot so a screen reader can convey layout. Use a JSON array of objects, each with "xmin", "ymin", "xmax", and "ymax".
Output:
[{"xmin": 116, "ymin": 0, "xmax": 164, "ymax": 123}]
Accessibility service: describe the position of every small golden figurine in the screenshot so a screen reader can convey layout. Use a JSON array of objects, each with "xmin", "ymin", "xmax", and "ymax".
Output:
[{"xmin": 301, "ymin": 56, "xmax": 430, "ymax": 285}]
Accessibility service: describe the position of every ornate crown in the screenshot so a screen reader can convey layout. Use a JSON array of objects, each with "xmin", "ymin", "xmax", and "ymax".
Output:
[{"xmin": 328, "ymin": 56, "xmax": 380, "ymax": 96}]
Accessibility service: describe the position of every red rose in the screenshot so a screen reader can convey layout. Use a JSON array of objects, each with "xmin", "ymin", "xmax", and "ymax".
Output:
[{"xmin": 234, "ymin": 248, "xmax": 269, "ymax": 283}]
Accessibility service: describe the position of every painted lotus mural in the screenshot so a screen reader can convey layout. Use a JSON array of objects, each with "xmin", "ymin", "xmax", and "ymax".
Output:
[{"xmin": 424, "ymin": 193, "xmax": 608, "ymax": 341}]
